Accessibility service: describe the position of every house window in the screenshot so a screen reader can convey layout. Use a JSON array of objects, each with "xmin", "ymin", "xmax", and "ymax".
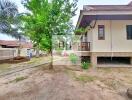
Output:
[
  {"xmin": 126, "ymin": 25, "xmax": 132, "ymax": 40},
  {"xmin": 98, "ymin": 25, "xmax": 105, "ymax": 40}
]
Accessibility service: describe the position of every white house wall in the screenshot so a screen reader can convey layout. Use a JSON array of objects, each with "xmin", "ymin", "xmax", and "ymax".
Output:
[
  {"xmin": 91, "ymin": 20, "xmax": 132, "ymax": 52},
  {"xmin": 87, "ymin": 29, "xmax": 93, "ymax": 51}
]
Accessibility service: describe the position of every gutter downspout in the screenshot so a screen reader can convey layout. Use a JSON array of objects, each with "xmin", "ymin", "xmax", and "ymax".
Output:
[{"xmin": 110, "ymin": 20, "xmax": 113, "ymax": 60}]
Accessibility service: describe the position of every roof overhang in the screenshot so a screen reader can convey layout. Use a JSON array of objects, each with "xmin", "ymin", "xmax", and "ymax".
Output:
[{"xmin": 76, "ymin": 11, "xmax": 132, "ymax": 29}]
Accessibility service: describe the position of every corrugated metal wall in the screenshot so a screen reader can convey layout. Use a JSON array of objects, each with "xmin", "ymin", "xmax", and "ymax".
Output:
[{"xmin": 0, "ymin": 48, "xmax": 17, "ymax": 60}]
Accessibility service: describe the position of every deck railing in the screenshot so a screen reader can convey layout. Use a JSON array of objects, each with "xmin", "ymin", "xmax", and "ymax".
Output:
[{"xmin": 78, "ymin": 42, "xmax": 90, "ymax": 51}]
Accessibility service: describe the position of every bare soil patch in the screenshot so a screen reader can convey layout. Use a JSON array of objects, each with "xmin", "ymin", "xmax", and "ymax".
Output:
[{"xmin": 0, "ymin": 65, "xmax": 131, "ymax": 100}]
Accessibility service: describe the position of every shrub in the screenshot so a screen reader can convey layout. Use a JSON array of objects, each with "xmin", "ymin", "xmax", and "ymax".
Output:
[
  {"xmin": 69, "ymin": 53, "xmax": 78, "ymax": 64},
  {"xmin": 81, "ymin": 62, "xmax": 90, "ymax": 69}
]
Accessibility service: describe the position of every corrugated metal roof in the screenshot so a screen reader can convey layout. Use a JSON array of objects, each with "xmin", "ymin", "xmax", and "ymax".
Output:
[
  {"xmin": 83, "ymin": 1, "xmax": 132, "ymax": 11},
  {"xmin": 0, "ymin": 40, "xmax": 33, "ymax": 48}
]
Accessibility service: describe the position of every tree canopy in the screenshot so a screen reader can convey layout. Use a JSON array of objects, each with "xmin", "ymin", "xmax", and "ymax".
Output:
[
  {"xmin": 0, "ymin": 0, "xmax": 21, "ymax": 38},
  {"xmin": 22, "ymin": 0, "xmax": 78, "ymax": 52}
]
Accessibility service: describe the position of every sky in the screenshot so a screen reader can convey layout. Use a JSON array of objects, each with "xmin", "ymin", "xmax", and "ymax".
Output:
[{"xmin": 0, "ymin": 0, "xmax": 132, "ymax": 40}]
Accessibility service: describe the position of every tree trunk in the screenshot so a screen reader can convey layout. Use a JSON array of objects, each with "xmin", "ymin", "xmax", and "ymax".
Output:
[
  {"xmin": 36, "ymin": 48, "xmax": 39, "ymax": 57},
  {"xmin": 18, "ymin": 47, "xmax": 21, "ymax": 56},
  {"xmin": 49, "ymin": 51, "xmax": 53, "ymax": 69},
  {"xmin": 18, "ymin": 38, "xmax": 21, "ymax": 57}
]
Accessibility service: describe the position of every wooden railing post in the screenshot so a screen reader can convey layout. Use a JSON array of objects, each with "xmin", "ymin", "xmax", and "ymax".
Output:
[{"xmin": 79, "ymin": 42, "xmax": 90, "ymax": 51}]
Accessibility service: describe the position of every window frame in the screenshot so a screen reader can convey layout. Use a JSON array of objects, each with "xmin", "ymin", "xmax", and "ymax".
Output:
[
  {"xmin": 98, "ymin": 25, "xmax": 105, "ymax": 40},
  {"xmin": 126, "ymin": 25, "xmax": 132, "ymax": 40}
]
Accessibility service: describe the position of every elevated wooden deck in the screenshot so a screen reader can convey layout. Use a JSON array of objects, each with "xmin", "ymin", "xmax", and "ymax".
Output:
[
  {"xmin": 75, "ymin": 42, "xmax": 91, "ymax": 56},
  {"xmin": 75, "ymin": 51, "xmax": 91, "ymax": 56}
]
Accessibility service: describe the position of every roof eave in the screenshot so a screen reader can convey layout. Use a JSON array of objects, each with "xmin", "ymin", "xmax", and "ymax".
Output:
[{"xmin": 76, "ymin": 10, "xmax": 84, "ymax": 29}]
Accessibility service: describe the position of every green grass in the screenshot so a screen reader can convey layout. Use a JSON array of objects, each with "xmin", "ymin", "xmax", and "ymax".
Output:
[
  {"xmin": 65, "ymin": 69, "xmax": 76, "ymax": 77},
  {"xmin": 75, "ymin": 74, "xmax": 97, "ymax": 83},
  {"xmin": 0, "ymin": 64, "xmax": 11, "ymax": 71},
  {"xmin": 27, "ymin": 58, "xmax": 41, "ymax": 64},
  {"xmin": 16, "ymin": 56, "xmax": 51, "ymax": 65},
  {"xmin": 65, "ymin": 69, "xmax": 97, "ymax": 83},
  {"xmin": 10, "ymin": 76, "xmax": 27, "ymax": 83},
  {"xmin": 0, "ymin": 56, "xmax": 52, "ymax": 74},
  {"xmin": 98, "ymin": 68, "xmax": 112, "ymax": 73}
]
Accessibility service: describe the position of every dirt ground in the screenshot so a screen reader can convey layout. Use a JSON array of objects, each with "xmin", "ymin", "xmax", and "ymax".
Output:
[
  {"xmin": 0, "ymin": 56, "xmax": 51, "ymax": 73},
  {"xmin": 0, "ymin": 65, "xmax": 131, "ymax": 100}
]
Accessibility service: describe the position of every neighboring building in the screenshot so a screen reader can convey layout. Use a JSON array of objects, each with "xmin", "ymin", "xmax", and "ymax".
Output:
[
  {"xmin": 75, "ymin": 1, "xmax": 132, "ymax": 67},
  {"xmin": 0, "ymin": 40, "xmax": 33, "ymax": 60},
  {"xmin": 0, "ymin": 40, "xmax": 19, "ymax": 48}
]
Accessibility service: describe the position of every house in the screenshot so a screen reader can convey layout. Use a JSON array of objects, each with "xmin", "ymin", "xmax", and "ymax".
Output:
[
  {"xmin": 75, "ymin": 1, "xmax": 132, "ymax": 67},
  {"xmin": 0, "ymin": 40, "xmax": 33, "ymax": 60}
]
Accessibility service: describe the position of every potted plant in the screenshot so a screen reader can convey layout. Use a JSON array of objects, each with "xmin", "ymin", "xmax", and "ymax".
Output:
[{"xmin": 74, "ymin": 28, "xmax": 86, "ymax": 35}]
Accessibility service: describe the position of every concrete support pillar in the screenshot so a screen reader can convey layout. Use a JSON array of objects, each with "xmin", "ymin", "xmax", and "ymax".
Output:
[
  {"xmin": 91, "ymin": 53, "xmax": 97, "ymax": 67},
  {"xmin": 130, "ymin": 57, "xmax": 132, "ymax": 65}
]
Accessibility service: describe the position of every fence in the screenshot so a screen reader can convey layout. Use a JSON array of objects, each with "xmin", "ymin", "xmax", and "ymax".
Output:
[{"xmin": 0, "ymin": 48, "xmax": 17, "ymax": 60}]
